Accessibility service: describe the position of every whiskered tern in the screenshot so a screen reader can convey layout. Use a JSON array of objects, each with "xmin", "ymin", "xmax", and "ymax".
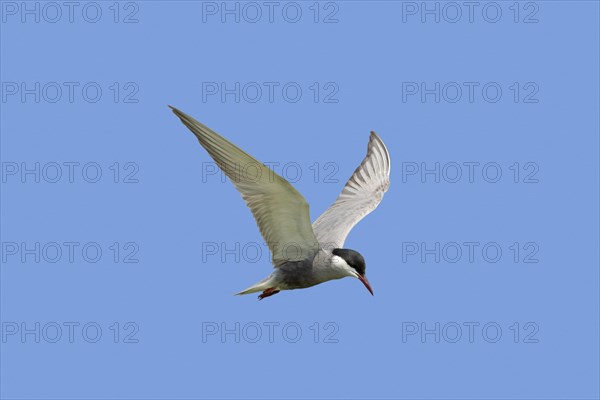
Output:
[{"xmin": 170, "ymin": 106, "xmax": 391, "ymax": 300}]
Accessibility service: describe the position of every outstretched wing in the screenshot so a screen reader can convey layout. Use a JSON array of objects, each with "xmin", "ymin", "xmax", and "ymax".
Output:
[
  {"xmin": 312, "ymin": 131, "xmax": 391, "ymax": 250},
  {"xmin": 171, "ymin": 107, "xmax": 319, "ymax": 267}
]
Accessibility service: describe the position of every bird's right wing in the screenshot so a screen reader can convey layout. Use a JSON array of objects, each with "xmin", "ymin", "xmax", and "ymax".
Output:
[
  {"xmin": 312, "ymin": 131, "xmax": 391, "ymax": 250},
  {"xmin": 170, "ymin": 107, "xmax": 319, "ymax": 267}
]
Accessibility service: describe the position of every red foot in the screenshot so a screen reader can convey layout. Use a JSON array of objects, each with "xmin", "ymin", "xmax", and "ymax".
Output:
[{"xmin": 258, "ymin": 288, "xmax": 280, "ymax": 300}]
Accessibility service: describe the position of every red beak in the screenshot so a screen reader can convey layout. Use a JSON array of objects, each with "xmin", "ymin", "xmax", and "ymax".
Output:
[{"xmin": 357, "ymin": 274, "xmax": 374, "ymax": 296}]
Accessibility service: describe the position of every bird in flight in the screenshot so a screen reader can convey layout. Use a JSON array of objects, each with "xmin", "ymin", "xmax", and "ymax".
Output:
[{"xmin": 170, "ymin": 107, "xmax": 391, "ymax": 300}]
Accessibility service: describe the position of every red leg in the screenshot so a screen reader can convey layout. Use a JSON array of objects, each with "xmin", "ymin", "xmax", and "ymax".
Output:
[{"xmin": 258, "ymin": 288, "xmax": 280, "ymax": 300}]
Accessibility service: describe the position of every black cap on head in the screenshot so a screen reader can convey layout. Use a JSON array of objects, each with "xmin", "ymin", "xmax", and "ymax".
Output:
[{"xmin": 332, "ymin": 248, "xmax": 366, "ymax": 276}]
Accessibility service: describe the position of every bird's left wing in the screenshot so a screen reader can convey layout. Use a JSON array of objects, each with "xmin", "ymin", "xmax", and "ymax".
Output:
[
  {"xmin": 170, "ymin": 107, "xmax": 319, "ymax": 267},
  {"xmin": 312, "ymin": 131, "xmax": 391, "ymax": 250}
]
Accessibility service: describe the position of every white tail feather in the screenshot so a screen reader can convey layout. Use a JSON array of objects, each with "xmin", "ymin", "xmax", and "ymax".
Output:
[{"xmin": 235, "ymin": 276, "xmax": 274, "ymax": 296}]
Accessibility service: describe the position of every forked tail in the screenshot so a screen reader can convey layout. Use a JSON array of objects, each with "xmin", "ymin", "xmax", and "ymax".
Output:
[{"xmin": 235, "ymin": 276, "xmax": 274, "ymax": 296}]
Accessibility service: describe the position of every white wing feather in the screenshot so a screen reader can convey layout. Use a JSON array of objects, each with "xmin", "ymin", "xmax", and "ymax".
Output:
[
  {"xmin": 171, "ymin": 107, "xmax": 319, "ymax": 267},
  {"xmin": 312, "ymin": 131, "xmax": 391, "ymax": 250}
]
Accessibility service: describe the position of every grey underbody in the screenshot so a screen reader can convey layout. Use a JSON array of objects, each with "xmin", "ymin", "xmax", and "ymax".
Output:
[{"xmin": 270, "ymin": 250, "xmax": 345, "ymax": 290}]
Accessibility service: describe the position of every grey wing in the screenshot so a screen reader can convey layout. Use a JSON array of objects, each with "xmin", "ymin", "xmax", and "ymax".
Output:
[
  {"xmin": 170, "ymin": 107, "xmax": 319, "ymax": 267},
  {"xmin": 312, "ymin": 131, "xmax": 391, "ymax": 250}
]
